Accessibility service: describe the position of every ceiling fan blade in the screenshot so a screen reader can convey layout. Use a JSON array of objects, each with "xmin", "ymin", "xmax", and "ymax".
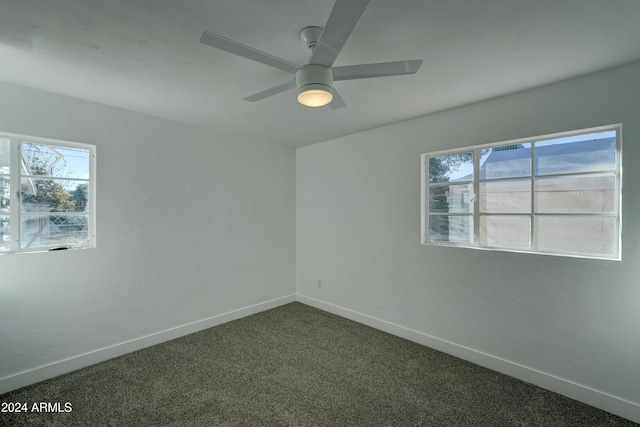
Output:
[
  {"xmin": 243, "ymin": 79, "xmax": 296, "ymax": 102},
  {"xmin": 329, "ymin": 89, "xmax": 346, "ymax": 110},
  {"xmin": 200, "ymin": 31, "xmax": 300, "ymax": 74},
  {"xmin": 310, "ymin": 0, "xmax": 370, "ymax": 68},
  {"xmin": 333, "ymin": 60, "xmax": 423, "ymax": 81}
]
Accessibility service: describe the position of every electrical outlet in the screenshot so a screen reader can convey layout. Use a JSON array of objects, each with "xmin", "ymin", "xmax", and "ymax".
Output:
[{"xmin": 316, "ymin": 279, "xmax": 322, "ymax": 289}]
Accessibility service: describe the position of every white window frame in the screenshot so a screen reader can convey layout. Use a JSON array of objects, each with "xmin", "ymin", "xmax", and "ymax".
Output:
[
  {"xmin": 0, "ymin": 132, "xmax": 96, "ymax": 254},
  {"xmin": 421, "ymin": 124, "xmax": 622, "ymax": 261}
]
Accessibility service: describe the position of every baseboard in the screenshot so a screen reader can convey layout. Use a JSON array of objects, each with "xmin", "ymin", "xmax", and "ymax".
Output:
[
  {"xmin": 296, "ymin": 294, "xmax": 640, "ymax": 424},
  {"xmin": 3, "ymin": 293, "xmax": 638, "ymax": 423},
  {"xmin": 0, "ymin": 294, "xmax": 296, "ymax": 395}
]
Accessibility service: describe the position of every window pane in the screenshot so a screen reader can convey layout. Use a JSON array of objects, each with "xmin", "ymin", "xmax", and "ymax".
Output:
[
  {"xmin": 0, "ymin": 216, "xmax": 9, "ymax": 251},
  {"xmin": 0, "ymin": 138, "xmax": 11, "ymax": 250},
  {"xmin": 1, "ymin": 176, "xmax": 9, "ymax": 213},
  {"xmin": 535, "ymin": 174, "xmax": 615, "ymax": 213},
  {"xmin": 535, "ymin": 216, "xmax": 616, "ymax": 257},
  {"xmin": 429, "ymin": 152, "xmax": 473, "ymax": 183},
  {"xmin": 480, "ymin": 179, "xmax": 531, "ymax": 213},
  {"xmin": 480, "ymin": 215, "xmax": 530, "ymax": 249},
  {"xmin": 21, "ymin": 179, "xmax": 90, "ymax": 213},
  {"xmin": 429, "ymin": 183, "xmax": 473, "ymax": 213},
  {"xmin": 0, "ymin": 138, "xmax": 9, "ymax": 174},
  {"xmin": 535, "ymin": 131, "xmax": 616, "ymax": 176},
  {"xmin": 21, "ymin": 142, "xmax": 91, "ymax": 179},
  {"xmin": 20, "ymin": 214, "xmax": 89, "ymax": 249},
  {"xmin": 429, "ymin": 215, "xmax": 473, "ymax": 243},
  {"xmin": 480, "ymin": 143, "xmax": 531, "ymax": 179}
]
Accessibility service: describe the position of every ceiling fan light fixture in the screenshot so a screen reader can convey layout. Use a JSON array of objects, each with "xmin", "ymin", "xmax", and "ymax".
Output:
[
  {"xmin": 297, "ymin": 86, "xmax": 333, "ymax": 107},
  {"xmin": 296, "ymin": 64, "xmax": 334, "ymax": 107},
  {"xmin": 200, "ymin": 0, "xmax": 423, "ymax": 109}
]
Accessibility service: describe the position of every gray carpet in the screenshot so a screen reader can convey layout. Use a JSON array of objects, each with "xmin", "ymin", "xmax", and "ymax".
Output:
[{"xmin": 1, "ymin": 302, "xmax": 637, "ymax": 426}]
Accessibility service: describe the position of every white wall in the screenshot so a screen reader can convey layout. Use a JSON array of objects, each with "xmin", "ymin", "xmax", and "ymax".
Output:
[
  {"xmin": 2, "ymin": 59, "xmax": 638, "ymax": 421},
  {"xmin": 297, "ymin": 61, "xmax": 640, "ymax": 422},
  {"xmin": 0, "ymin": 81, "xmax": 296, "ymax": 391}
]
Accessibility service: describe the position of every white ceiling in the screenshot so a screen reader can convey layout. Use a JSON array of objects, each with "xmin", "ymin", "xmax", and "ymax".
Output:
[{"xmin": 1, "ymin": 0, "xmax": 640, "ymax": 148}]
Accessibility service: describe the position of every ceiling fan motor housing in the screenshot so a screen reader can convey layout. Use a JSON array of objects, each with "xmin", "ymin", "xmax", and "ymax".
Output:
[{"xmin": 296, "ymin": 64, "xmax": 333, "ymax": 94}]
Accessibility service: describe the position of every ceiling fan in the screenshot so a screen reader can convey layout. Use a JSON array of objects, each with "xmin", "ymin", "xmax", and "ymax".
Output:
[{"xmin": 199, "ymin": 0, "xmax": 423, "ymax": 109}]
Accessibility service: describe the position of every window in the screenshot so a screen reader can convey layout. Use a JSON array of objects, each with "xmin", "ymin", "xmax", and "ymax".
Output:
[
  {"xmin": 421, "ymin": 125, "xmax": 621, "ymax": 260},
  {"xmin": 0, "ymin": 132, "xmax": 96, "ymax": 253}
]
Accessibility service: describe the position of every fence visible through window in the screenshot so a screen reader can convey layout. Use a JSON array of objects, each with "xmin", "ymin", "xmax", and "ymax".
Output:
[{"xmin": 0, "ymin": 133, "xmax": 95, "ymax": 254}]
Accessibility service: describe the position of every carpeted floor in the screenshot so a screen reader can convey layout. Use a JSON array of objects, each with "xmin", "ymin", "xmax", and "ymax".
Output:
[{"xmin": 1, "ymin": 302, "xmax": 637, "ymax": 426}]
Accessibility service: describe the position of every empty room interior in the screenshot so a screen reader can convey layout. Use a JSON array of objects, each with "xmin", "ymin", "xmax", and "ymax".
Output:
[{"xmin": 1, "ymin": 0, "xmax": 639, "ymax": 425}]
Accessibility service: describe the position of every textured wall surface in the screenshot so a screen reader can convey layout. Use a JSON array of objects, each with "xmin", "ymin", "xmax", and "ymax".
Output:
[
  {"xmin": 0, "ymin": 80, "xmax": 296, "ymax": 380},
  {"xmin": 297, "ymin": 61, "xmax": 640, "ymax": 420}
]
